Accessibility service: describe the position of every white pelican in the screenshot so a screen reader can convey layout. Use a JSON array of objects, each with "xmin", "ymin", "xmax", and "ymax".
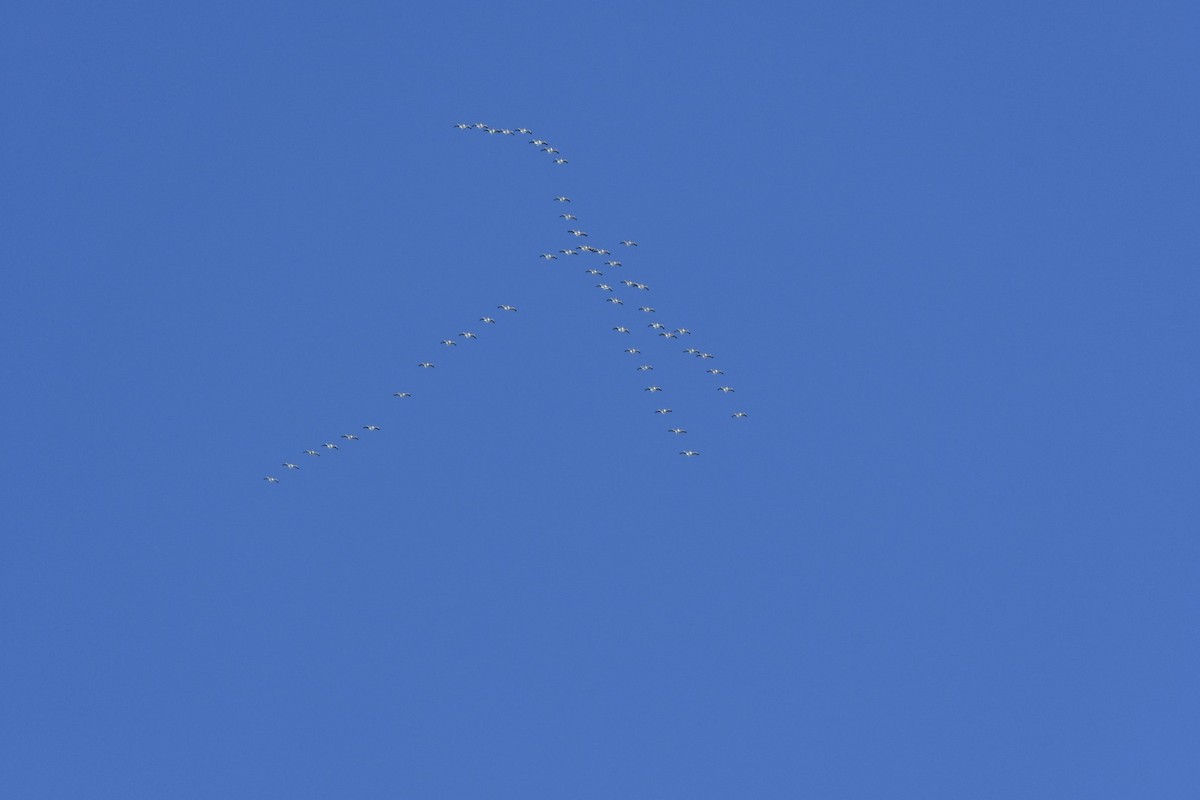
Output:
[
  {"xmin": 706, "ymin": 369, "xmax": 724, "ymax": 375},
  {"xmin": 624, "ymin": 348, "xmax": 641, "ymax": 354},
  {"xmin": 613, "ymin": 326, "xmax": 630, "ymax": 333},
  {"xmin": 441, "ymin": 339, "xmax": 457, "ymax": 346},
  {"xmin": 649, "ymin": 322, "xmax": 666, "ymax": 329},
  {"xmin": 363, "ymin": 425, "xmax": 382, "ymax": 431},
  {"xmin": 264, "ymin": 476, "xmax": 280, "ymax": 483},
  {"xmin": 645, "ymin": 386, "xmax": 663, "ymax": 392},
  {"xmin": 341, "ymin": 433, "xmax": 360, "ymax": 440},
  {"xmin": 540, "ymin": 253, "xmax": 557, "ymax": 260},
  {"xmin": 517, "ymin": 128, "xmax": 533, "ymax": 134},
  {"xmin": 322, "ymin": 442, "xmax": 339, "ymax": 450},
  {"xmin": 659, "ymin": 331, "xmax": 678, "ymax": 338},
  {"xmin": 717, "ymin": 386, "xmax": 735, "ymax": 393},
  {"xmin": 531, "ymin": 139, "xmax": 549, "ymax": 146},
  {"xmin": 560, "ymin": 213, "xmax": 577, "ymax": 220},
  {"xmin": 474, "ymin": 123, "xmax": 488, "ymax": 129},
  {"xmin": 620, "ymin": 240, "xmax": 638, "ymax": 247},
  {"xmin": 668, "ymin": 428, "xmax": 687, "ymax": 435},
  {"xmin": 553, "ymin": 158, "xmax": 568, "ymax": 164},
  {"xmin": 655, "ymin": 408, "xmax": 673, "ymax": 414},
  {"xmin": 480, "ymin": 316, "xmax": 496, "ymax": 323},
  {"xmin": 620, "ymin": 280, "xmax": 636, "ymax": 287},
  {"xmin": 554, "ymin": 196, "xmax": 571, "ymax": 202},
  {"xmin": 637, "ymin": 365, "xmax": 654, "ymax": 371},
  {"xmin": 596, "ymin": 249, "xmax": 611, "ymax": 255},
  {"xmin": 684, "ymin": 347, "xmax": 701, "ymax": 354},
  {"xmin": 604, "ymin": 260, "xmax": 622, "ymax": 267},
  {"xmin": 283, "ymin": 462, "xmax": 300, "ymax": 469},
  {"xmin": 679, "ymin": 450, "xmax": 700, "ymax": 457},
  {"xmin": 303, "ymin": 450, "xmax": 320, "ymax": 457},
  {"xmin": 638, "ymin": 306, "xmax": 655, "ymax": 313},
  {"xmin": 459, "ymin": 332, "xmax": 477, "ymax": 339},
  {"xmin": 676, "ymin": 328, "xmax": 692, "ymax": 335},
  {"xmin": 568, "ymin": 229, "xmax": 588, "ymax": 237},
  {"xmin": 579, "ymin": 245, "xmax": 599, "ymax": 253},
  {"xmin": 500, "ymin": 129, "xmax": 515, "ymax": 135},
  {"xmin": 634, "ymin": 283, "xmax": 650, "ymax": 291},
  {"xmin": 606, "ymin": 298, "xmax": 624, "ymax": 304},
  {"xmin": 393, "ymin": 392, "xmax": 412, "ymax": 397},
  {"xmin": 542, "ymin": 147, "xmax": 559, "ymax": 154},
  {"xmin": 418, "ymin": 362, "xmax": 435, "ymax": 368},
  {"xmin": 697, "ymin": 352, "xmax": 715, "ymax": 359},
  {"xmin": 560, "ymin": 249, "xmax": 578, "ymax": 255},
  {"xmin": 585, "ymin": 268, "xmax": 603, "ymax": 275},
  {"xmin": 498, "ymin": 304, "xmax": 517, "ymax": 311},
  {"xmin": 454, "ymin": 123, "xmax": 470, "ymax": 129},
  {"xmin": 596, "ymin": 283, "xmax": 613, "ymax": 291},
  {"xmin": 732, "ymin": 412, "xmax": 749, "ymax": 418}
]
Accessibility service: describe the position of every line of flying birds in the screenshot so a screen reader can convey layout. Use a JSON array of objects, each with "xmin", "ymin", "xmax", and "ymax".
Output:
[{"xmin": 264, "ymin": 123, "xmax": 746, "ymax": 483}]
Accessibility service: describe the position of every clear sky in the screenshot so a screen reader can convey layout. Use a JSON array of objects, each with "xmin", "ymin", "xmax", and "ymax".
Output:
[{"xmin": 2, "ymin": 1, "xmax": 1197, "ymax": 797}]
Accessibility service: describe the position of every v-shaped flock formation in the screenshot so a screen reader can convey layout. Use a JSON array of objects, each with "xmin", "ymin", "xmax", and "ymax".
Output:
[{"xmin": 263, "ymin": 122, "xmax": 746, "ymax": 483}]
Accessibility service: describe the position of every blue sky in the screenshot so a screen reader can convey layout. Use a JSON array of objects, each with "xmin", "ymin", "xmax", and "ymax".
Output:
[{"xmin": 2, "ymin": 1, "xmax": 1197, "ymax": 797}]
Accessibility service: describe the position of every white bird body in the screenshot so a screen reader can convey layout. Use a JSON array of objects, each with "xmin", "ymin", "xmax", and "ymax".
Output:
[
  {"xmin": 322, "ymin": 443, "xmax": 339, "ymax": 450},
  {"xmin": 668, "ymin": 428, "xmax": 687, "ymax": 434},
  {"xmin": 341, "ymin": 433, "xmax": 360, "ymax": 440},
  {"xmin": 460, "ymin": 332, "xmax": 477, "ymax": 339},
  {"xmin": 717, "ymin": 386, "xmax": 736, "ymax": 393},
  {"xmin": 680, "ymin": 451, "xmax": 700, "ymax": 457},
  {"xmin": 418, "ymin": 362, "xmax": 435, "ymax": 368},
  {"xmin": 540, "ymin": 253, "xmax": 558, "ymax": 260},
  {"xmin": 393, "ymin": 392, "xmax": 412, "ymax": 397},
  {"xmin": 303, "ymin": 450, "xmax": 320, "ymax": 457},
  {"xmin": 613, "ymin": 326, "xmax": 631, "ymax": 333},
  {"xmin": 732, "ymin": 412, "xmax": 749, "ymax": 418},
  {"xmin": 363, "ymin": 425, "xmax": 382, "ymax": 431},
  {"xmin": 644, "ymin": 386, "xmax": 663, "ymax": 392},
  {"xmin": 498, "ymin": 305, "xmax": 517, "ymax": 311},
  {"xmin": 264, "ymin": 476, "xmax": 280, "ymax": 483},
  {"xmin": 604, "ymin": 260, "xmax": 622, "ymax": 267},
  {"xmin": 480, "ymin": 317, "xmax": 496, "ymax": 323},
  {"xmin": 625, "ymin": 348, "xmax": 641, "ymax": 354},
  {"xmin": 283, "ymin": 463, "xmax": 299, "ymax": 469},
  {"xmin": 620, "ymin": 240, "xmax": 639, "ymax": 247}
]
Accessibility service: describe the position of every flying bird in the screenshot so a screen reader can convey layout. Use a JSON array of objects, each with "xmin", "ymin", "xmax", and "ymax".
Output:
[
  {"xmin": 679, "ymin": 451, "xmax": 700, "ymax": 457},
  {"xmin": 418, "ymin": 362, "xmax": 435, "ymax": 368},
  {"xmin": 553, "ymin": 158, "xmax": 568, "ymax": 164},
  {"xmin": 732, "ymin": 412, "xmax": 749, "ymax": 418},
  {"xmin": 649, "ymin": 322, "xmax": 666, "ymax": 329},
  {"xmin": 697, "ymin": 352, "xmax": 715, "ymax": 359},
  {"xmin": 585, "ymin": 269, "xmax": 603, "ymax": 275},
  {"xmin": 554, "ymin": 196, "xmax": 571, "ymax": 202},
  {"xmin": 605, "ymin": 297, "xmax": 624, "ymax": 305},
  {"xmin": 604, "ymin": 260, "xmax": 622, "ymax": 267},
  {"xmin": 517, "ymin": 128, "xmax": 533, "ymax": 134},
  {"xmin": 264, "ymin": 476, "xmax": 280, "ymax": 483},
  {"xmin": 625, "ymin": 348, "xmax": 641, "ymax": 354},
  {"xmin": 644, "ymin": 386, "xmax": 663, "ymax": 392},
  {"xmin": 363, "ymin": 425, "xmax": 382, "ymax": 431},
  {"xmin": 393, "ymin": 392, "xmax": 412, "ymax": 398},
  {"xmin": 322, "ymin": 442, "xmax": 339, "ymax": 450},
  {"xmin": 480, "ymin": 317, "xmax": 496, "ymax": 323},
  {"xmin": 540, "ymin": 253, "xmax": 558, "ymax": 260},
  {"xmin": 560, "ymin": 249, "xmax": 578, "ymax": 255},
  {"xmin": 283, "ymin": 462, "xmax": 300, "ymax": 469},
  {"xmin": 568, "ymin": 229, "xmax": 588, "ymax": 237},
  {"xmin": 668, "ymin": 428, "xmax": 687, "ymax": 435},
  {"xmin": 531, "ymin": 139, "xmax": 549, "ymax": 146},
  {"xmin": 341, "ymin": 434, "xmax": 360, "ymax": 440},
  {"xmin": 613, "ymin": 326, "xmax": 631, "ymax": 333},
  {"xmin": 560, "ymin": 213, "xmax": 577, "ymax": 220},
  {"xmin": 637, "ymin": 365, "xmax": 654, "ymax": 371},
  {"xmin": 542, "ymin": 147, "xmax": 560, "ymax": 154},
  {"xmin": 655, "ymin": 408, "xmax": 673, "ymax": 414},
  {"xmin": 638, "ymin": 306, "xmax": 655, "ymax": 313},
  {"xmin": 498, "ymin": 305, "xmax": 517, "ymax": 311},
  {"xmin": 441, "ymin": 339, "xmax": 457, "ymax": 346},
  {"xmin": 596, "ymin": 283, "xmax": 613, "ymax": 291},
  {"xmin": 658, "ymin": 331, "xmax": 678, "ymax": 338},
  {"xmin": 620, "ymin": 240, "xmax": 639, "ymax": 247},
  {"xmin": 717, "ymin": 386, "xmax": 736, "ymax": 393},
  {"xmin": 303, "ymin": 450, "xmax": 320, "ymax": 457},
  {"xmin": 459, "ymin": 332, "xmax": 477, "ymax": 339},
  {"xmin": 454, "ymin": 123, "xmax": 471, "ymax": 129},
  {"xmin": 706, "ymin": 368, "xmax": 724, "ymax": 375}
]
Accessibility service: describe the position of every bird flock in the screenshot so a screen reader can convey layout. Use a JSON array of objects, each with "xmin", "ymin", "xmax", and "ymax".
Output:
[{"xmin": 263, "ymin": 122, "xmax": 746, "ymax": 483}]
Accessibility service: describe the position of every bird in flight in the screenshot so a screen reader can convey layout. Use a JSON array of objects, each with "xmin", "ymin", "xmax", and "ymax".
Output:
[
  {"xmin": 363, "ymin": 425, "xmax": 382, "ymax": 431},
  {"xmin": 625, "ymin": 348, "xmax": 641, "ymax": 354},
  {"xmin": 639, "ymin": 306, "xmax": 655, "ymax": 313},
  {"xmin": 644, "ymin": 386, "xmax": 663, "ymax": 392},
  {"xmin": 498, "ymin": 305, "xmax": 518, "ymax": 311},
  {"xmin": 531, "ymin": 139, "xmax": 549, "ymax": 146},
  {"xmin": 393, "ymin": 392, "xmax": 412, "ymax": 398},
  {"xmin": 655, "ymin": 408, "xmax": 673, "ymax": 414},
  {"xmin": 554, "ymin": 196, "xmax": 571, "ymax": 202},
  {"xmin": 659, "ymin": 331, "xmax": 678, "ymax": 339},
  {"xmin": 264, "ymin": 476, "xmax": 280, "ymax": 483},
  {"xmin": 650, "ymin": 322, "xmax": 666, "ymax": 330},
  {"xmin": 460, "ymin": 332, "xmax": 477, "ymax": 339},
  {"xmin": 604, "ymin": 260, "xmax": 622, "ymax": 267},
  {"xmin": 732, "ymin": 412, "xmax": 749, "ymax": 418},
  {"xmin": 553, "ymin": 158, "xmax": 568, "ymax": 164},
  {"xmin": 303, "ymin": 450, "xmax": 320, "ymax": 457},
  {"xmin": 605, "ymin": 297, "xmax": 624, "ymax": 305},
  {"xmin": 706, "ymin": 368, "xmax": 724, "ymax": 375},
  {"xmin": 568, "ymin": 229, "xmax": 588, "ymax": 237},
  {"xmin": 697, "ymin": 352, "xmax": 715, "ymax": 359},
  {"xmin": 517, "ymin": 128, "xmax": 533, "ymax": 135},
  {"xmin": 454, "ymin": 123, "xmax": 471, "ymax": 129},
  {"xmin": 341, "ymin": 433, "xmax": 360, "ymax": 440},
  {"xmin": 418, "ymin": 362, "xmax": 435, "ymax": 368},
  {"xmin": 679, "ymin": 450, "xmax": 700, "ymax": 457},
  {"xmin": 684, "ymin": 347, "xmax": 701, "ymax": 354},
  {"xmin": 542, "ymin": 147, "xmax": 560, "ymax": 154},
  {"xmin": 441, "ymin": 339, "xmax": 457, "ymax": 346},
  {"xmin": 676, "ymin": 328, "xmax": 692, "ymax": 335},
  {"xmin": 717, "ymin": 386, "xmax": 736, "ymax": 393},
  {"xmin": 540, "ymin": 253, "xmax": 558, "ymax": 260},
  {"xmin": 585, "ymin": 268, "xmax": 603, "ymax": 275},
  {"xmin": 560, "ymin": 249, "xmax": 578, "ymax": 255},
  {"xmin": 620, "ymin": 240, "xmax": 639, "ymax": 247},
  {"xmin": 322, "ymin": 442, "xmax": 339, "ymax": 450},
  {"xmin": 480, "ymin": 317, "xmax": 496, "ymax": 324},
  {"xmin": 560, "ymin": 213, "xmax": 577, "ymax": 220},
  {"xmin": 637, "ymin": 365, "xmax": 654, "ymax": 371},
  {"xmin": 283, "ymin": 462, "xmax": 300, "ymax": 470},
  {"xmin": 668, "ymin": 428, "xmax": 687, "ymax": 435},
  {"xmin": 596, "ymin": 283, "xmax": 613, "ymax": 291}
]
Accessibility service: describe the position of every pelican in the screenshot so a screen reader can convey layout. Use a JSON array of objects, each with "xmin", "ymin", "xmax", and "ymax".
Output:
[
  {"xmin": 459, "ymin": 332, "xmax": 478, "ymax": 339},
  {"xmin": 649, "ymin": 322, "xmax": 666, "ymax": 329},
  {"xmin": 500, "ymin": 129, "xmax": 515, "ymax": 135},
  {"xmin": 697, "ymin": 352, "xmax": 715, "ymax": 359},
  {"xmin": 579, "ymin": 245, "xmax": 599, "ymax": 252},
  {"xmin": 644, "ymin": 386, "xmax": 663, "ymax": 392},
  {"xmin": 568, "ymin": 229, "xmax": 588, "ymax": 237},
  {"xmin": 418, "ymin": 362, "xmax": 435, "ymax": 368},
  {"xmin": 498, "ymin": 305, "xmax": 517, "ymax": 312},
  {"xmin": 363, "ymin": 425, "xmax": 382, "ymax": 431},
  {"xmin": 606, "ymin": 298, "xmax": 624, "ymax": 304},
  {"xmin": 560, "ymin": 249, "xmax": 578, "ymax": 255},
  {"xmin": 553, "ymin": 158, "xmax": 568, "ymax": 164},
  {"xmin": 620, "ymin": 280, "xmax": 636, "ymax": 287},
  {"xmin": 341, "ymin": 433, "xmax": 360, "ymax": 440},
  {"xmin": 303, "ymin": 450, "xmax": 320, "ymax": 457},
  {"xmin": 634, "ymin": 283, "xmax": 650, "ymax": 291},
  {"xmin": 474, "ymin": 123, "xmax": 488, "ymax": 129},
  {"xmin": 560, "ymin": 213, "xmax": 577, "ymax": 220},
  {"xmin": 283, "ymin": 462, "xmax": 300, "ymax": 469},
  {"xmin": 585, "ymin": 268, "xmax": 603, "ymax": 275},
  {"xmin": 531, "ymin": 139, "xmax": 549, "ymax": 146},
  {"xmin": 454, "ymin": 123, "xmax": 470, "ymax": 129},
  {"xmin": 597, "ymin": 249, "xmax": 611, "ymax": 255},
  {"xmin": 264, "ymin": 476, "xmax": 280, "ymax": 483},
  {"xmin": 596, "ymin": 283, "xmax": 613, "ymax": 291},
  {"xmin": 624, "ymin": 348, "xmax": 641, "ymax": 354},
  {"xmin": 517, "ymin": 128, "xmax": 533, "ymax": 134},
  {"xmin": 655, "ymin": 408, "xmax": 673, "ymax": 414},
  {"xmin": 706, "ymin": 368, "xmax": 724, "ymax": 375},
  {"xmin": 637, "ymin": 365, "xmax": 654, "ymax": 371},
  {"xmin": 441, "ymin": 339, "xmax": 457, "ymax": 346},
  {"xmin": 604, "ymin": 260, "xmax": 622, "ymax": 267},
  {"xmin": 554, "ymin": 196, "xmax": 571, "ymax": 202},
  {"xmin": 322, "ymin": 442, "xmax": 339, "ymax": 450},
  {"xmin": 620, "ymin": 240, "xmax": 639, "ymax": 247},
  {"xmin": 717, "ymin": 386, "xmax": 735, "ymax": 393},
  {"xmin": 486, "ymin": 128, "xmax": 500, "ymax": 134},
  {"xmin": 639, "ymin": 306, "xmax": 655, "ymax": 313},
  {"xmin": 668, "ymin": 428, "xmax": 687, "ymax": 435},
  {"xmin": 480, "ymin": 316, "xmax": 496, "ymax": 323},
  {"xmin": 683, "ymin": 348, "xmax": 701, "ymax": 354},
  {"xmin": 679, "ymin": 451, "xmax": 700, "ymax": 457},
  {"xmin": 659, "ymin": 331, "xmax": 678, "ymax": 339},
  {"xmin": 540, "ymin": 253, "xmax": 557, "ymax": 260},
  {"xmin": 613, "ymin": 326, "xmax": 631, "ymax": 333},
  {"xmin": 542, "ymin": 147, "xmax": 559, "ymax": 154},
  {"xmin": 732, "ymin": 412, "xmax": 749, "ymax": 418},
  {"xmin": 393, "ymin": 391, "xmax": 412, "ymax": 397},
  {"xmin": 676, "ymin": 328, "xmax": 692, "ymax": 335}
]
